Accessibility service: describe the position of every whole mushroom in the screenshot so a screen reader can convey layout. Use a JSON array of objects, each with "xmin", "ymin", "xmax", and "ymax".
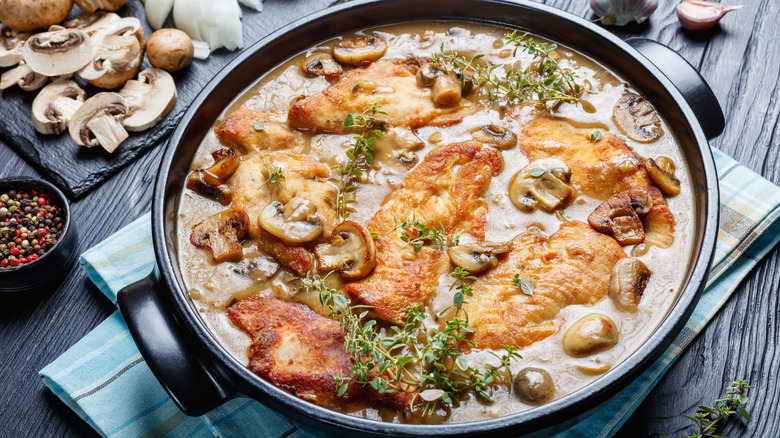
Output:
[
  {"xmin": 562, "ymin": 313, "xmax": 619, "ymax": 357},
  {"xmin": 513, "ymin": 367, "xmax": 555, "ymax": 405},
  {"xmin": 608, "ymin": 257, "xmax": 652, "ymax": 312},
  {"xmin": 0, "ymin": 0, "xmax": 74, "ymax": 32},
  {"xmin": 146, "ymin": 29, "xmax": 194, "ymax": 72}
]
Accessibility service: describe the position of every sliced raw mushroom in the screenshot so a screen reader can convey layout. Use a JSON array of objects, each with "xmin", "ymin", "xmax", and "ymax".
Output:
[
  {"xmin": 22, "ymin": 28, "xmax": 93, "ymax": 76},
  {"xmin": 471, "ymin": 124, "xmax": 517, "ymax": 149},
  {"xmin": 513, "ymin": 367, "xmax": 555, "ymax": 405},
  {"xmin": 588, "ymin": 188, "xmax": 653, "ymax": 246},
  {"xmin": 258, "ymin": 197, "xmax": 324, "ymax": 243},
  {"xmin": 186, "ymin": 148, "xmax": 239, "ymax": 206},
  {"xmin": 300, "ymin": 53, "xmax": 343, "ymax": 80},
  {"xmin": 74, "ymin": 0, "xmax": 127, "ymax": 14},
  {"xmin": 509, "ymin": 159, "xmax": 573, "ymax": 212},
  {"xmin": 68, "ymin": 92, "xmax": 129, "ymax": 153},
  {"xmin": 314, "ymin": 221, "xmax": 376, "ymax": 280},
  {"xmin": 0, "ymin": 24, "xmax": 29, "ymax": 67},
  {"xmin": 64, "ymin": 11, "xmax": 121, "ymax": 36},
  {"xmin": 0, "ymin": 0, "xmax": 73, "ymax": 32},
  {"xmin": 562, "ymin": 314, "xmax": 619, "ymax": 357},
  {"xmin": 0, "ymin": 62, "xmax": 47, "ymax": 91},
  {"xmin": 609, "ymin": 257, "xmax": 652, "ymax": 312},
  {"xmin": 332, "ymin": 32, "xmax": 387, "ymax": 66},
  {"xmin": 190, "ymin": 207, "xmax": 249, "ymax": 263},
  {"xmin": 32, "ymin": 79, "xmax": 87, "ymax": 135},
  {"xmin": 78, "ymin": 17, "xmax": 145, "ymax": 89},
  {"xmin": 645, "ymin": 157, "xmax": 681, "ymax": 197},
  {"xmin": 448, "ymin": 242, "xmax": 511, "ymax": 273},
  {"xmin": 118, "ymin": 68, "xmax": 177, "ymax": 131},
  {"xmin": 613, "ymin": 93, "xmax": 663, "ymax": 143}
]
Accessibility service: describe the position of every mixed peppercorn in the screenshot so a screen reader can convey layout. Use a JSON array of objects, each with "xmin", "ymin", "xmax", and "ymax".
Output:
[{"xmin": 0, "ymin": 189, "xmax": 64, "ymax": 268}]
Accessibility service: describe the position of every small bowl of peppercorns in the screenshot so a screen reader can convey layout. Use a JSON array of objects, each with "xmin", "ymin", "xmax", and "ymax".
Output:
[{"xmin": 0, "ymin": 177, "xmax": 77, "ymax": 292}]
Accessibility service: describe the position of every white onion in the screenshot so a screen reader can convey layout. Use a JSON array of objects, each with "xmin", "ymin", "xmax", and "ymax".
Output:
[
  {"xmin": 192, "ymin": 40, "xmax": 210, "ymax": 60},
  {"xmin": 144, "ymin": 0, "xmax": 174, "ymax": 30},
  {"xmin": 238, "ymin": 0, "xmax": 263, "ymax": 11}
]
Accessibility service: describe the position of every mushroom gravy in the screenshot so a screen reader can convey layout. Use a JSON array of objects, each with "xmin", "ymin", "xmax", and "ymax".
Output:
[{"xmin": 176, "ymin": 22, "xmax": 695, "ymax": 424}]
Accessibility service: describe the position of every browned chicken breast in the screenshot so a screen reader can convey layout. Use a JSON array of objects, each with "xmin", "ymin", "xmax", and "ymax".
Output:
[
  {"xmin": 517, "ymin": 118, "xmax": 675, "ymax": 248},
  {"xmin": 465, "ymin": 221, "xmax": 626, "ymax": 349},
  {"xmin": 347, "ymin": 141, "xmax": 503, "ymax": 325},
  {"xmin": 288, "ymin": 58, "xmax": 477, "ymax": 133},
  {"xmin": 228, "ymin": 296, "xmax": 414, "ymax": 411},
  {"xmin": 216, "ymin": 108, "xmax": 305, "ymax": 154}
]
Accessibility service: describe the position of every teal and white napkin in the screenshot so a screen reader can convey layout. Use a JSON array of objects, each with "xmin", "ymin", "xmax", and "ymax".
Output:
[{"xmin": 40, "ymin": 148, "xmax": 780, "ymax": 438}]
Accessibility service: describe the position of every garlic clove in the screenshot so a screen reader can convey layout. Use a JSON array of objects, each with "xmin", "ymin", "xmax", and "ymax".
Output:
[
  {"xmin": 676, "ymin": 1, "xmax": 744, "ymax": 32},
  {"xmin": 590, "ymin": 0, "xmax": 659, "ymax": 26}
]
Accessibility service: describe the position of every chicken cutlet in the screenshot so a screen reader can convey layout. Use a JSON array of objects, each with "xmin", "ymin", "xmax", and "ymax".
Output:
[
  {"xmin": 288, "ymin": 58, "xmax": 477, "ymax": 133},
  {"xmin": 347, "ymin": 141, "xmax": 503, "ymax": 325},
  {"xmin": 517, "ymin": 118, "xmax": 675, "ymax": 248},
  {"xmin": 216, "ymin": 108, "xmax": 305, "ymax": 154},
  {"xmin": 465, "ymin": 221, "xmax": 626, "ymax": 349},
  {"xmin": 228, "ymin": 296, "xmax": 414, "ymax": 411}
]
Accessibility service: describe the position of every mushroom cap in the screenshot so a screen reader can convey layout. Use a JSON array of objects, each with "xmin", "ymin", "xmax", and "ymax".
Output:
[
  {"xmin": 300, "ymin": 53, "xmax": 342, "ymax": 81},
  {"xmin": 448, "ymin": 242, "xmax": 511, "ymax": 273},
  {"xmin": 68, "ymin": 91, "xmax": 128, "ymax": 148},
  {"xmin": 64, "ymin": 11, "xmax": 121, "ymax": 36},
  {"xmin": 509, "ymin": 158, "xmax": 573, "ymax": 212},
  {"xmin": 645, "ymin": 157, "xmax": 681, "ymax": 197},
  {"xmin": 0, "ymin": 0, "xmax": 74, "ymax": 32},
  {"xmin": 146, "ymin": 29, "xmax": 194, "ymax": 72},
  {"xmin": 32, "ymin": 79, "xmax": 87, "ymax": 135},
  {"xmin": 332, "ymin": 32, "xmax": 387, "ymax": 66},
  {"xmin": 613, "ymin": 93, "xmax": 663, "ymax": 143},
  {"xmin": 562, "ymin": 313, "xmax": 619, "ymax": 357},
  {"xmin": 513, "ymin": 367, "xmax": 555, "ymax": 405},
  {"xmin": 259, "ymin": 198, "xmax": 324, "ymax": 243},
  {"xmin": 118, "ymin": 67, "xmax": 177, "ymax": 131},
  {"xmin": 314, "ymin": 221, "xmax": 376, "ymax": 280},
  {"xmin": 22, "ymin": 28, "xmax": 94, "ymax": 76},
  {"xmin": 74, "ymin": 0, "xmax": 127, "ymax": 14},
  {"xmin": 0, "ymin": 24, "xmax": 29, "ymax": 67},
  {"xmin": 608, "ymin": 257, "xmax": 652, "ymax": 312},
  {"xmin": 78, "ymin": 17, "xmax": 145, "ymax": 89}
]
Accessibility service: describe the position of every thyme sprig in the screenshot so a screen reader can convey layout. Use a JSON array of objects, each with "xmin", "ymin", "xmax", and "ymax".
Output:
[
  {"xmin": 397, "ymin": 216, "xmax": 460, "ymax": 252},
  {"xmin": 431, "ymin": 31, "xmax": 590, "ymax": 107},
  {"xmin": 329, "ymin": 103, "xmax": 386, "ymax": 220},
  {"xmin": 259, "ymin": 163, "xmax": 285, "ymax": 190},
  {"xmin": 670, "ymin": 380, "xmax": 754, "ymax": 438}
]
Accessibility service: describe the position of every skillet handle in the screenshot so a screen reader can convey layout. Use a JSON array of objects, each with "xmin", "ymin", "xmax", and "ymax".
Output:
[
  {"xmin": 625, "ymin": 38, "xmax": 725, "ymax": 140},
  {"xmin": 117, "ymin": 272, "xmax": 235, "ymax": 416}
]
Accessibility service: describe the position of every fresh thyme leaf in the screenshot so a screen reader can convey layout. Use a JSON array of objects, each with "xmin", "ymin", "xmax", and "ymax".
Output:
[
  {"xmin": 259, "ymin": 163, "xmax": 285, "ymax": 190},
  {"xmin": 397, "ymin": 217, "xmax": 454, "ymax": 252},
  {"xmin": 351, "ymin": 81, "xmax": 360, "ymax": 92},
  {"xmin": 527, "ymin": 167, "xmax": 546, "ymax": 178},
  {"xmin": 668, "ymin": 379, "xmax": 754, "ymax": 438},
  {"xmin": 252, "ymin": 121, "xmax": 266, "ymax": 131},
  {"xmin": 589, "ymin": 130, "xmax": 602, "ymax": 142},
  {"xmin": 513, "ymin": 274, "xmax": 534, "ymax": 296}
]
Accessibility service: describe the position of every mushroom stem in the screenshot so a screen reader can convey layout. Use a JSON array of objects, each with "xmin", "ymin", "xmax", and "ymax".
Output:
[
  {"xmin": 50, "ymin": 97, "xmax": 84, "ymax": 124},
  {"xmin": 87, "ymin": 113, "xmax": 128, "ymax": 153}
]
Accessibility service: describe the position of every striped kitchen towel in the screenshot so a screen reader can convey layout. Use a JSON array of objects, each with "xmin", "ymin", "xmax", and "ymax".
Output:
[{"xmin": 40, "ymin": 147, "xmax": 780, "ymax": 438}]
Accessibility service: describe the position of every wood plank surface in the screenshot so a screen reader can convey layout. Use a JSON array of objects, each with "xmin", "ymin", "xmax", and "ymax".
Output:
[{"xmin": 0, "ymin": 0, "xmax": 778, "ymax": 437}]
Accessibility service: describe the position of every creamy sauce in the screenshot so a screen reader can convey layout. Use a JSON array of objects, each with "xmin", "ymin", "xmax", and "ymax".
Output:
[{"xmin": 176, "ymin": 22, "xmax": 694, "ymax": 424}]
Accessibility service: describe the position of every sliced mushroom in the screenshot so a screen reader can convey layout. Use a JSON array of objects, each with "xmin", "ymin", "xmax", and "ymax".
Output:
[
  {"xmin": 0, "ymin": 24, "xmax": 29, "ymax": 67},
  {"xmin": 22, "ymin": 28, "xmax": 94, "ymax": 76},
  {"xmin": 609, "ymin": 257, "xmax": 652, "ymax": 312},
  {"xmin": 68, "ymin": 92, "xmax": 128, "ymax": 153},
  {"xmin": 314, "ymin": 221, "xmax": 376, "ymax": 280},
  {"xmin": 78, "ymin": 17, "xmax": 145, "ymax": 89},
  {"xmin": 430, "ymin": 71, "xmax": 463, "ymax": 107},
  {"xmin": 64, "ymin": 11, "xmax": 121, "ymax": 36},
  {"xmin": 588, "ymin": 188, "xmax": 653, "ymax": 246},
  {"xmin": 32, "ymin": 79, "xmax": 87, "ymax": 135},
  {"xmin": 509, "ymin": 159, "xmax": 573, "ymax": 212},
  {"xmin": 74, "ymin": 0, "xmax": 127, "ymax": 14},
  {"xmin": 471, "ymin": 124, "xmax": 517, "ymax": 149},
  {"xmin": 332, "ymin": 33, "xmax": 387, "ymax": 66},
  {"xmin": 259, "ymin": 198, "xmax": 324, "ymax": 243},
  {"xmin": 185, "ymin": 148, "xmax": 239, "ymax": 206},
  {"xmin": 118, "ymin": 68, "xmax": 177, "ymax": 131},
  {"xmin": 645, "ymin": 157, "xmax": 681, "ymax": 197},
  {"xmin": 415, "ymin": 62, "xmax": 444, "ymax": 87},
  {"xmin": 448, "ymin": 242, "xmax": 511, "ymax": 273},
  {"xmin": 300, "ymin": 53, "xmax": 343, "ymax": 80},
  {"xmin": 562, "ymin": 314, "xmax": 619, "ymax": 357},
  {"xmin": 0, "ymin": 62, "xmax": 47, "ymax": 91},
  {"xmin": 513, "ymin": 367, "xmax": 555, "ymax": 405},
  {"xmin": 613, "ymin": 93, "xmax": 663, "ymax": 143},
  {"xmin": 190, "ymin": 207, "xmax": 249, "ymax": 263},
  {"xmin": 0, "ymin": 0, "xmax": 73, "ymax": 32}
]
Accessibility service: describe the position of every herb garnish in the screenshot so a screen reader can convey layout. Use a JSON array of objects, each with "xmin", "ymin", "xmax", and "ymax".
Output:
[
  {"xmin": 527, "ymin": 167, "xmax": 546, "ymax": 178},
  {"xmin": 431, "ymin": 31, "xmax": 591, "ymax": 107},
  {"xmin": 329, "ymin": 103, "xmax": 386, "ymax": 220},
  {"xmin": 513, "ymin": 274, "xmax": 535, "ymax": 296},
  {"xmin": 259, "ymin": 163, "xmax": 285, "ymax": 190},
  {"xmin": 589, "ymin": 130, "xmax": 602, "ymax": 142},
  {"xmin": 669, "ymin": 380, "xmax": 754, "ymax": 438},
  {"xmin": 397, "ymin": 216, "xmax": 460, "ymax": 252},
  {"xmin": 252, "ymin": 121, "xmax": 266, "ymax": 131}
]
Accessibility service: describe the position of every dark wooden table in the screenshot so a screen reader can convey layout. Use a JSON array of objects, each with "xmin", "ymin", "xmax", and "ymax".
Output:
[{"xmin": 1, "ymin": 1, "xmax": 778, "ymax": 437}]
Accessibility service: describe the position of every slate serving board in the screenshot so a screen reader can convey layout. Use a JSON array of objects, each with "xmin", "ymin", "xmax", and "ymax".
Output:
[{"xmin": 0, "ymin": 0, "xmax": 339, "ymax": 198}]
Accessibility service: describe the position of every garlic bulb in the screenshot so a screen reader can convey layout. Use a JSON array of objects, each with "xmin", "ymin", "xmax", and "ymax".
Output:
[
  {"xmin": 676, "ymin": 1, "xmax": 744, "ymax": 31},
  {"xmin": 590, "ymin": 0, "xmax": 659, "ymax": 26}
]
